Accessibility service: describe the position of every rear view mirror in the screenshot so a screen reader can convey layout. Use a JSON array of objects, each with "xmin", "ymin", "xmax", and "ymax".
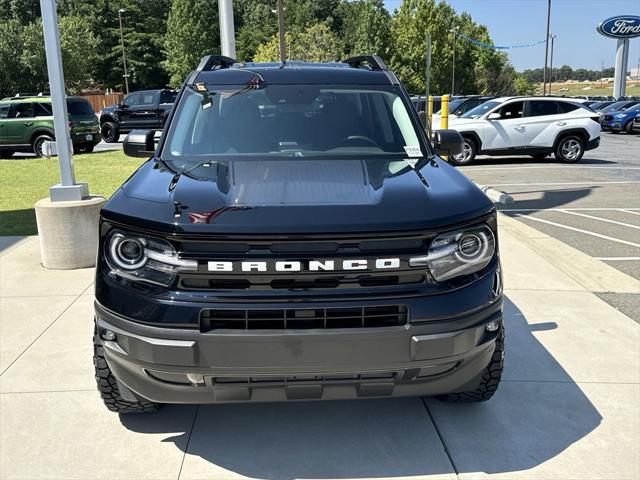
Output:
[
  {"xmin": 487, "ymin": 112, "xmax": 501, "ymax": 120},
  {"xmin": 432, "ymin": 129, "xmax": 463, "ymax": 156},
  {"xmin": 123, "ymin": 129, "xmax": 155, "ymax": 158}
]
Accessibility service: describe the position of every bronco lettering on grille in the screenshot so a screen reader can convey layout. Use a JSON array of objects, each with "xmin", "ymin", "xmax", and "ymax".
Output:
[{"xmin": 207, "ymin": 258, "xmax": 402, "ymax": 272}]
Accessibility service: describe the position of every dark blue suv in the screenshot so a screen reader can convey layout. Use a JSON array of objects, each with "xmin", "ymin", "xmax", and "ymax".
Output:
[
  {"xmin": 92, "ymin": 56, "xmax": 504, "ymax": 413},
  {"xmin": 601, "ymin": 102, "xmax": 640, "ymax": 133}
]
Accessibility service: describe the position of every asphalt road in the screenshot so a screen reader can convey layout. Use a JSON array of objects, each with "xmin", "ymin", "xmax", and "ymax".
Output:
[{"xmin": 460, "ymin": 132, "xmax": 640, "ymax": 321}]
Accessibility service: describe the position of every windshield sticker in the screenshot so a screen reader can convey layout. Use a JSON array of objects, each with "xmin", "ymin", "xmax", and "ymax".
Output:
[
  {"xmin": 405, "ymin": 159, "xmax": 419, "ymax": 168},
  {"xmin": 404, "ymin": 145, "xmax": 423, "ymax": 158}
]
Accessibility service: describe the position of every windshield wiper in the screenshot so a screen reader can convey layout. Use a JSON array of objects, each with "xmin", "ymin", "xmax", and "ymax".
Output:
[{"xmin": 167, "ymin": 161, "xmax": 213, "ymax": 192}]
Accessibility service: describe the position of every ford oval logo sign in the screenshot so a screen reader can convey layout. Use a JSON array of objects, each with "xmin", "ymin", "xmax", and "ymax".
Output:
[{"xmin": 597, "ymin": 16, "xmax": 640, "ymax": 39}]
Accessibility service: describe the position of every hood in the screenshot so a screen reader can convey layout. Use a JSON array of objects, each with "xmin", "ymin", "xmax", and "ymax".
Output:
[
  {"xmin": 607, "ymin": 109, "xmax": 636, "ymax": 117},
  {"xmin": 101, "ymin": 105, "xmax": 116, "ymax": 115},
  {"xmin": 102, "ymin": 157, "xmax": 494, "ymax": 235}
]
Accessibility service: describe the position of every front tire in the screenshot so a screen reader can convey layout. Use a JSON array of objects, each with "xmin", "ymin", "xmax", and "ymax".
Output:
[
  {"xmin": 449, "ymin": 136, "xmax": 477, "ymax": 166},
  {"xmin": 101, "ymin": 122, "xmax": 119, "ymax": 143},
  {"xmin": 555, "ymin": 135, "xmax": 584, "ymax": 163},
  {"xmin": 436, "ymin": 326, "xmax": 504, "ymax": 403},
  {"xmin": 625, "ymin": 121, "xmax": 635, "ymax": 134},
  {"xmin": 32, "ymin": 134, "xmax": 54, "ymax": 158},
  {"xmin": 93, "ymin": 328, "xmax": 160, "ymax": 413}
]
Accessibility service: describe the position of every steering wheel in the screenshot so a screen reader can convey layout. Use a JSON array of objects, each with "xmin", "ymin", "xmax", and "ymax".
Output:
[{"xmin": 330, "ymin": 135, "xmax": 380, "ymax": 149}]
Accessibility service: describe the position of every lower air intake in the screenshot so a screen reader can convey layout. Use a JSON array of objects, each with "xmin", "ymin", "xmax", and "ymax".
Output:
[{"xmin": 200, "ymin": 305, "xmax": 408, "ymax": 331}]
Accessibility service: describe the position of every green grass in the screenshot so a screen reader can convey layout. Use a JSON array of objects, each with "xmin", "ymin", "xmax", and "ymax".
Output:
[
  {"xmin": 548, "ymin": 84, "xmax": 640, "ymax": 98},
  {"xmin": 0, "ymin": 150, "xmax": 143, "ymax": 236}
]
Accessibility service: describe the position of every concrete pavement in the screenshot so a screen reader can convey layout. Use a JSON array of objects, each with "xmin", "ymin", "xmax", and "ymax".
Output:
[
  {"xmin": 460, "ymin": 132, "xmax": 640, "ymax": 322},
  {"xmin": 0, "ymin": 217, "xmax": 638, "ymax": 480}
]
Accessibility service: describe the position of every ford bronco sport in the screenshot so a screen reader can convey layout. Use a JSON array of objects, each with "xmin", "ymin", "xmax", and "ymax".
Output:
[
  {"xmin": 0, "ymin": 95, "xmax": 101, "ymax": 157},
  {"xmin": 93, "ymin": 55, "xmax": 504, "ymax": 413}
]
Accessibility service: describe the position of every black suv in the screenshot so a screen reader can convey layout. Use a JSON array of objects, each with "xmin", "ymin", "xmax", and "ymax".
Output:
[{"xmin": 93, "ymin": 56, "xmax": 504, "ymax": 413}]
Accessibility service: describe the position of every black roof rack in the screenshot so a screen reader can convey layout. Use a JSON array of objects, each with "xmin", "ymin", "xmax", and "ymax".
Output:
[
  {"xmin": 185, "ymin": 55, "xmax": 237, "ymax": 84},
  {"xmin": 342, "ymin": 55, "xmax": 388, "ymax": 71}
]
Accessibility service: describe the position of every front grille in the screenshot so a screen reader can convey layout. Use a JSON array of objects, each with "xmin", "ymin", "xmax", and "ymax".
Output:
[
  {"xmin": 200, "ymin": 305, "xmax": 408, "ymax": 331},
  {"xmin": 603, "ymin": 115, "xmax": 613, "ymax": 121},
  {"xmin": 176, "ymin": 233, "xmax": 431, "ymax": 291}
]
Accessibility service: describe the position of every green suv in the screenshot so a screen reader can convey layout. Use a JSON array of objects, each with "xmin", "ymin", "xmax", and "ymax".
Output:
[{"xmin": 0, "ymin": 95, "xmax": 101, "ymax": 158}]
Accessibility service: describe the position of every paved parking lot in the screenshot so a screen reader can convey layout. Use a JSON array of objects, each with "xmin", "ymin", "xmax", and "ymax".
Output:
[
  {"xmin": 461, "ymin": 132, "xmax": 640, "ymax": 321},
  {"xmin": 1, "ymin": 223, "xmax": 639, "ymax": 480}
]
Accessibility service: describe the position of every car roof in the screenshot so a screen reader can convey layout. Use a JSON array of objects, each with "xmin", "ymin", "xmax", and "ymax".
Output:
[
  {"xmin": 0, "ymin": 96, "xmax": 85, "ymax": 103},
  {"xmin": 491, "ymin": 96, "xmax": 584, "ymax": 103},
  {"xmin": 195, "ymin": 62, "xmax": 395, "ymax": 86}
]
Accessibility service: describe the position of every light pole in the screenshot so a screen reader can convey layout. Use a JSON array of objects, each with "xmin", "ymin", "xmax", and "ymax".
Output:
[
  {"xmin": 450, "ymin": 25, "xmax": 459, "ymax": 95},
  {"xmin": 117, "ymin": 8, "xmax": 129, "ymax": 95},
  {"xmin": 548, "ymin": 34, "xmax": 556, "ymax": 94},
  {"xmin": 218, "ymin": 0, "xmax": 236, "ymax": 58},
  {"xmin": 270, "ymin": 0, "xmax": 286, "ymax": 62},
  {"xmin": 542, "ymin": 0, "xmax": 552, "ymax": 95}
]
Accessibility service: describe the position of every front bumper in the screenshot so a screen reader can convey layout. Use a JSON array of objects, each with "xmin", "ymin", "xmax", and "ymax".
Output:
[
  {"xmin": 586, "ymin": 137, "xmax": 600, "ymax": 150},
  {"xmin": 95, "ymin": 294, "xmax": 503, "ymax": 404}
]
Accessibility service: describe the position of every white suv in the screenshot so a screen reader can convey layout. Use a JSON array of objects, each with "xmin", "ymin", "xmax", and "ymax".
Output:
[{"xmin": 446, "ymin": 97, "xmax": 601, "ymax": 165}]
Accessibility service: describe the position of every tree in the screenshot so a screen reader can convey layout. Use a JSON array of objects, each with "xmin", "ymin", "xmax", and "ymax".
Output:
[
  {"xmin": 558, "ymin": 65, "xmax": 572, "ymax": 82},
  {"xmin": 18, "ymin": 16, "xmax": 99, "ymax": 94},
  {"xmin": 234, "ymin": 0, "xmax": 277, "ymax": 61},
  {"xmin": 0, "ymin": 19, "xmax": 23, "ymax": 98},
  {"xmin": 110, "ymin": 1, "xmax": 170, "ymax": 90},
  {"xmin": 164, "ymin": 0, "xmax": 219, "ymax": 87},
  {"xmin": 341, "ymin": 0, "xmax": 391, "ymax": 58},
  {"xmin": 514, "ymin": 74, "xmax": 537, "ymax": 95},
  {"xmin": 388, "ymin": 0, "xmax": 513, "ymax": 95},
  {"xmin": 254, "ymin": 23, "xmax": 343, "ymax": 63}
]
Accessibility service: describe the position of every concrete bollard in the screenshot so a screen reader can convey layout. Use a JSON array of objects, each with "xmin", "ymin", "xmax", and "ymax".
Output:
[{"xmin": 35, "ymin": 196, "xmax": 105, "ymax": 269}]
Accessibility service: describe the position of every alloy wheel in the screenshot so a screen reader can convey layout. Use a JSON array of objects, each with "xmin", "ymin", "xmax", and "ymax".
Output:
[{"xmin": 560, "ymin": 139, "xmax": 581, "ymax": 161}]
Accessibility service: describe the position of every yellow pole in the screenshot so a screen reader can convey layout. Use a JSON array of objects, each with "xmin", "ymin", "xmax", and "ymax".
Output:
[
  {"xmin": 427, "ymin": 95, "xmax": 433, "ymax": 139},
  {"xmin": 440, "ymin": 94, "xmax": 449, "ymax": 130}
]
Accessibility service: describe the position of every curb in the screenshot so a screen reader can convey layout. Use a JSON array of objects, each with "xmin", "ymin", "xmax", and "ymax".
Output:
[
  {"xmin": 498, "ymin": 213, "xmax": 640, "ymax": 294},
  {"xmin": 477, "ymin": 184, "xmax": 514, "ymax": 205}
]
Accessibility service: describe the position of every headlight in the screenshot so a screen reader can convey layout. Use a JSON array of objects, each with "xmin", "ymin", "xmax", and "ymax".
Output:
[
  {"xmin": 410, "ymin": 224, "xmax": 495, "ymax": 282},
  {"xmin": 105, "ymin": 230, "xmax": 197, "ymax": 286},
  {"xmin": 614, "ymin": 114, "xmax": 626, "ymax": 119}
]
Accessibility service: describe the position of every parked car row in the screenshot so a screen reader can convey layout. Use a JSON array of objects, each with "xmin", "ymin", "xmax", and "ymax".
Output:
[
  {"xmin": 0, "ymin": 94, "xmax": 101, "ymax": 158},
  {"xmin": 598, "ymin": 101, "xmax": 640, "ymax": 133}
]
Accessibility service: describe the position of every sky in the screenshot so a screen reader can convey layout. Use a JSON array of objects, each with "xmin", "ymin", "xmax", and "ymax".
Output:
[{"xmin": 383, "ymin": 0, "xmax": 640, "ymax": 72}]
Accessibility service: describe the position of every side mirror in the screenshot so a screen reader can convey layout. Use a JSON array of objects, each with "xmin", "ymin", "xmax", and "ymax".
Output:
[
  {"xmin": 487, "ymin": 112, "xmax": 501, "ymax": 120},
  {"xmin": 432, "ymin": 129, "xmax": 463, "ymax": 156},
  {"xmin": 123, "ymin": 129, "xmax": 155, "ymax": 158}
]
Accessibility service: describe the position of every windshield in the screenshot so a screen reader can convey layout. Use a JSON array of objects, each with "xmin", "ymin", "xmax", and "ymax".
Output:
[
  {"xmin": 67, "ymin": 99, "xmax": 95, "ymax": 116},
  {"xmin": 161, "ymin": 84, "xmax": 426, "ymax": 167},
  {"xmin": 434, "ymin": 98, "xmax": 464, "ymax": 115},
  {"xmin": 461, "ymin": 100, "xmax": 500, "ymax": 119},
  {"xmin": 601, "ymin": 101, "xmax": 632, "ymax": 113}
]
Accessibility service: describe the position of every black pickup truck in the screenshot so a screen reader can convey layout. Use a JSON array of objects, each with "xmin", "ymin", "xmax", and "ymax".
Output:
[{"xmin": 99, "ymin": 89, "xmax": 177, "ymax": 143}]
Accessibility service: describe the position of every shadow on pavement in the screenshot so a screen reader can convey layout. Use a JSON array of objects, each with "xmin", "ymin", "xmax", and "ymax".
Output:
[
  {"xmin": 120, "ymin": 296, "xmax": 601, "ymax": 479},
  {"xmin": 470, "ymin": 154, "xmax": 617, "ymax": 166},
  {"xmin": 497, "ymin": 186, "xmax": 597, "ymax": 213}
]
